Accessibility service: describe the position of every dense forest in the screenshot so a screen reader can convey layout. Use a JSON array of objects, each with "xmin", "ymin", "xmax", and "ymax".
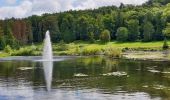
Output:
[{"xmin": 0, "ymin": 0, "xmax": 170, "ymax": 50}]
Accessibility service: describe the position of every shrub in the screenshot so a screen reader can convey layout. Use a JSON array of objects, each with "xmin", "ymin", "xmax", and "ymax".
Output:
[
  {"xmin": 82, "ymin": 45, "xmax": 102, "ymax": 55},
  {"xmin": 53, "ymin": 43, "xmax": 81, "ymax": 55},
  {"xmin": 100, "ymin": 29, "xmax": 111, "ymax": 43},
  {"xmin": 4, "ymin": 45, "xmax": 12, "ymax": 54},
  {"xmin": 88, "ymin": 32, "xmax": 95, "ymax": 43},
  {"xmin": 163, "ymin": 38, "xmax": 169, "ymax": 49},
  {"xmin": 67, "ymin": 45, "xmax": 80, "ymax": 55},
  {"xmin": 116, "ymin": 27, "xmax": 128, "ymax": 42},
  {"xmin": 0, "ymin": 53, "xmax": 9, "ymax": 57},
  {"xmin": 11, "ymin": 47, "xmax": 33, "ymax": 56},
  {"xmin": 104, "ymin": 47, "xmax": 122, "ymax": 58},
  {"xmin": 54, "ymin": 40, "xmax": 68, "ymax": 51}
]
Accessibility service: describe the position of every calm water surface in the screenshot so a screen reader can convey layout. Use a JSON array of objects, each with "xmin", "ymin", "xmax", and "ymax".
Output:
[{"xmin": 0, "ymin": 56, "xmax": 170, "ymax": 100}]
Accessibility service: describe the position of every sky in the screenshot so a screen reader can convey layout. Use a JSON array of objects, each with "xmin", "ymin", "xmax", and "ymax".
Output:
[{"xmin": 0, "ymin": 0, "xmax": 148, "ymax": 19}]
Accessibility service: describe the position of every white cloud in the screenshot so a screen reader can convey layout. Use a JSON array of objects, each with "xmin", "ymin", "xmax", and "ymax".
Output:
[
  {"xmin": 31, "ymin": 0, "xmax": 75, "ymax": 15},
  {"xmin": 0, "ymin": 0, "xmax": 32, "ymax": 19},
  {"xmin": 73, "ymin": 0, "xmax": 148, "ymax": 10},
  {"xmin": 0, "ymin": 0, "xmax": 148, "ymax": 19}
]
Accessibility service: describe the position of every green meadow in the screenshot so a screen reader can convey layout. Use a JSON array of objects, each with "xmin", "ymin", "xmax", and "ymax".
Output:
[{"xmin": 0, "ymin": 40, "xmax": 167, "ymax": 58}]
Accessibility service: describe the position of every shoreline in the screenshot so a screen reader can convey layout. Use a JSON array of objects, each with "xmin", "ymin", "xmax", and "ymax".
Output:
[
  {"xmin": 1, "ymin": 50, "xmax": 170, "ymax": 62},
  {"xmin": 122, "ymin": 50, "xmax": 170, "ymax": 62},
  {"xmin": 1, "ymin": 41, "xmax": 170, "ymax": 61}
]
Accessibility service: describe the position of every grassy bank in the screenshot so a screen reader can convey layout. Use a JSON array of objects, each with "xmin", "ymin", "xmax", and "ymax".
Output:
[{"xmin": 0, "ymin": 41, "xmax": 167, "ymax": 58}]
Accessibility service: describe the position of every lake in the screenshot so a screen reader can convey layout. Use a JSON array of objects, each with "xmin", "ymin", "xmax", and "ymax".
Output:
[{"xmin": 0, "ymin": 56, "xmax": 170, "ymax": 100}]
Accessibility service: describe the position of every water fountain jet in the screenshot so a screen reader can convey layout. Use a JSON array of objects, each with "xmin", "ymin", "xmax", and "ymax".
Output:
[
  {"xmin": 42, "ymin": 30, "xmax": 53, "ymax": 91},
  {"xmin": 43, "ymin": 30, "xmax": 53, "ymax": 61}
]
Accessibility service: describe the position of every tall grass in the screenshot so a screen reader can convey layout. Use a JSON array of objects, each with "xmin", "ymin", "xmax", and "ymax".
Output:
[
  {"xmin": 0, "ymin": 52, "xmax": 9, "ymax": 57},
  {"xmin": 10, "ymin": 45, "xmax": 40, "ymax": 56},
  {"xmin": 11, "ymin": 47, "xmax": 33, "ymax": 56},
  {"xmin": 1, "ymin": 40, "xmax": 167, "ymax": 57},
  {"xmin": 81, "ymin": 45, "xmax": 102, "ymax": 55},
  {"xmin": 53, "ymin": 43, "xmax": 80, "ymax": 55},
  {"xmin": 104, "ymin": 47, "xmax": 122, "ymax": 58}
]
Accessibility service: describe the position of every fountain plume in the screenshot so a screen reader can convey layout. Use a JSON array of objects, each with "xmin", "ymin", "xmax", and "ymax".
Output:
[
  {"xmin": 43, "ymin": 30, "xmax": 53, "ymax": 60},
  {"xmin": 42, "ymin": 30, "xmax": 53, "ymax": 91},
  {"xmin": 43, "ymin": 61, "xmax": 53, "ymax": 91}
]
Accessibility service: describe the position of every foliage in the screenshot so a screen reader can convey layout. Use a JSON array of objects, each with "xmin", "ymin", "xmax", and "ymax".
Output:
[
  {"xmin": 11, "ymin": 48, "xmax": 34, "ymax": 56},
  {"xmin": 4, "ymin": 45, "xmax": 12, "ymax": 54},
  {"xmin": 104, "ymin": 47, "xmax": 122, "ymax": 58},
  {"xmin": 42, "ymin": 15, "xmax": 60, "ymax": 42},
  {"xmin": 53, "ymin": 40, "xmax": 68, "ymax": 51},
  {"xmin": 163, "ymin": 23, "xmax": 170, "ymax": 38},
  {"xmin": 88, "ymin": 32, "xmax": 95, "ymax": 43},
  {"xmin": 3, "ymin": 40, "xmax": 170, "ymax": 56},
  {"xmin": 163, "ymin": 38, "xmax": 169, "ymax": 49},
  {"xmin": 127, "ymin": 19, "xmax": 140, "ymax": 41},
  {"xmin": 143, "ymin": 21, "xmax": 155, "ymax": 42},
  {"xmin": 0, "ymin": 52, "xmax": 9, "ymax": 57},
  {"xmin": 0, "ymin": 1, "xmax": 170, "ymax": 46},
  {"xmin": 0, "ymin": 36, "xmax": 6, "ymax": 50},
  {"xmin": 82, "ymin": 45, "xmax": 102, "ymax": 55},
  {"xmin": 100, "ymin": 30, "xmax": 111, "ymax": 43},
  {"xmin": 145, "ymin": 0, "xmax": 170, "ymax": 5},
  {"xmin": 116, "ymin": 27, "xmax": 128, "ymax": 42},
  {"xmin": 153, "ymin": 12, "xmax": 165, "ymax": 40},
  {"xmin": 102, "ymin": 14, "xmax": 116, "ymax": 39},
  {"xmin": 59, "ymin": 14, "xmax": 76, "ymax": 42}
]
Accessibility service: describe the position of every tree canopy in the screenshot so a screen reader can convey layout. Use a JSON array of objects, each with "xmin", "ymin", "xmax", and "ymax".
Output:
[{"xmin": 0, "ymin": 0, "xmax": 170, "ymax": 49}]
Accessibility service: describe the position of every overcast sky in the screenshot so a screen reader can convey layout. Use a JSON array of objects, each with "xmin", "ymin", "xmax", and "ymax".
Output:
[{"xmin": 0, "ymin": 0, "xmax": 148, "ymax": 19}]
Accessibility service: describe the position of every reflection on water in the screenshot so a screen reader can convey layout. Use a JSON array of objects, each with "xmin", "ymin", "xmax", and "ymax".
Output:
[
  {"xmin": 0, "ymin": 56, "xmax": 170, "ymax": 99},
  {"xmin": 43, "ymin": 61, "xmax": 53, "ymax": 91}
]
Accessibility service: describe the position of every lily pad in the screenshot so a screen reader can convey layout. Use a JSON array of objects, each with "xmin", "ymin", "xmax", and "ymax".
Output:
[
  {"xmin": 18, "ymin": 67, "xmax": 33, "ymax": 71},
  {"xmin": 74, "ymin": 73, "xmax": 88, "ymax": 77},
  {"xmin": 161, "ymin": 72, "xmax": 170, "ymax": 74},
  {"xmin": 102, "ymin": 71, "xmax": 127, "ymax": 76},
  {"xmin": 148, "ymin": 69, "xmax": 160, "ymax": 73}
]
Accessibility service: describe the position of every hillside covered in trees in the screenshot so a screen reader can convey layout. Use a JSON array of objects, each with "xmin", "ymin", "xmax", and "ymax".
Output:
[{"xmin": 0, "ymin": 0, "xmax": 170, "ymax": 50}]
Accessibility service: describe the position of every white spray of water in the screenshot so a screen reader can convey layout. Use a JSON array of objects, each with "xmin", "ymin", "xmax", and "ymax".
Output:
[
  {"xmin": 42, "ymin": 30, "xmax": 53, "ymax": 91},
  {"xmin": 43, "ymin": 30, "xmax": 53, "ymax": 60},
  {"xmin": 43, "ymin": 61, "xmax": 53, "ymax": 91}
]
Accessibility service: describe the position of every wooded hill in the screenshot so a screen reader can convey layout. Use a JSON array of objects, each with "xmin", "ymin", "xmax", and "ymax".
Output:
[{"xmin": 0, "ymin": 0, "xmax": 170, "ymax": 50}]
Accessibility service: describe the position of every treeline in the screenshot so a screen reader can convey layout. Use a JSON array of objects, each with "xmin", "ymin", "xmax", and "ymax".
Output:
[{"xmin": 0, "ymin": 0, "xmax": 170, "ymax": 50}]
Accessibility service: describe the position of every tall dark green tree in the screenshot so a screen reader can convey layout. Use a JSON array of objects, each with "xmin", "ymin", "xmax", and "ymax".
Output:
[
  {"xmin": 29, "ymin": 15, "xmax": 43, "ymax": 43},
  {"xmin": 127, "ymin": 19, "xmax": 140, "ymax": 41},
  {"xmin": 116, "ymin": 27, "xmax": 128, "ymax": 42},
  {"xmin": 144, "ymin": 12, "xmax": 154, "ymax": 22},
  {"xmin": 143, "ymin": 21, "xmax": 155, "ymax": 41},
  {"xmin": 76, "ymin": 15, "xmax": 93, "ymax": 40},
  {"xmin": 93, "ymin": 15, "xmax": 104, "ymax": 40},
  {"xmin": 142, "ymin": 12, "xmax": 155, "ymax": 42},
  {"xmin": 115, "ymin": 11, "xmax": 124, "ymax": 28},
  {"xmin": 102, "ymin": 14, "xmax": 116, "ymax": 39},
  {"xmin": 42, "ymin": 15, "xmax": 60, "ymax": 42},
  {"xmin": 59, "ymin": 14, "xmax": 76, "ymax": 42},
  {"xmin": 153, "ymin": 12, "xmax": 165, "ymax": 40},
  {"xmin": 0, "ymin": 26, "xmax": 5, "ymax": 50},
  {"xmin": 0, "ymin": 36, "xmax": 5, "ymax": 50}
]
